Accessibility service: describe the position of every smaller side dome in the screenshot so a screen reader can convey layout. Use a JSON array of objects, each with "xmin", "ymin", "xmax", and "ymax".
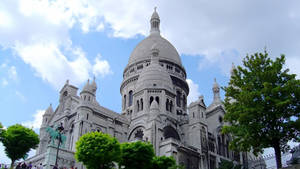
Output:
[
  {"xmin": 135, "ymin": 46, "xmax": 173, "ymax": 92},
  {"xmin": 81, "ymin": 79, "xmax": 97, "ymax": 95},
  {"xmin": 207, "ymin": 78, "xmax": 223, "ymax": 112}
]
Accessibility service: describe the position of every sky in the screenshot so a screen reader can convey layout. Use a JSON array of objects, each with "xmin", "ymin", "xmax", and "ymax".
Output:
[{"xmin": 0, "ymin": 0, "xmax": 299, "ymax": 165}]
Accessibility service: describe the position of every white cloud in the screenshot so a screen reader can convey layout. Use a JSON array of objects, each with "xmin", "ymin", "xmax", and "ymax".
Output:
[
  {"xmin": 15, "ymin": 90, "xmax": 26, "ymax": 102},
  {"xmin": 8, "ymin": 66, "xmax": 18, "ymax": 81},
  {"xmin": 1, "ymin": 78, "xmax": 8, "ymax": 86},
  {"xmin": 93, "ymin": 54, "xmax": 113, "ymax": 78},
  {"xmin": 186, "ymin": 79, "xmax": 201, "ymax": 105},
  {"xmin": 1, "ymin": 0, "xmax": 299, "ymax": 88},
  {"xmin": 286, "ymin": 56, "xmax": 300, "ymax": 77},
  {"xmin": 14, "ymin": 42, "xmax": 93, "ymax": 89},
  {"xmin": 22, "ymin": 109, "xmax": 45, "ymax": 130}
]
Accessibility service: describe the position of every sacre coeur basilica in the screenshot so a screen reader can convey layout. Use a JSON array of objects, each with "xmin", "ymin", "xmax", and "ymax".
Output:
[{"xmin": 27, "ymin": 9, "xmax": 266, "ymax": 169}]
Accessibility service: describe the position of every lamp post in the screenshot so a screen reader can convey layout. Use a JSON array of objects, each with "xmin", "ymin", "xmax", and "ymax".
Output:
[{"xmin": 55, "ymin": 123, "xmax": 64, "ymax": 167}]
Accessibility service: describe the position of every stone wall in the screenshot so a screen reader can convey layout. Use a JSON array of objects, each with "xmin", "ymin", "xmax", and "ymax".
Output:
[{"xmin": 282, "ymin": 164, "xmax": 300, "ymax": 169}]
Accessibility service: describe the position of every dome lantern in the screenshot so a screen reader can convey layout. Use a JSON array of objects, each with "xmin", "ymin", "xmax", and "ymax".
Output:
[{"xmin": 150, "ymin": 7, "xmax": 160, "ymax": 35}]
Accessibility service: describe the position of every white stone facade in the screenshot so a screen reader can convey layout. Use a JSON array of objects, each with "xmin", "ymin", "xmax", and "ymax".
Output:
[{"xmin": 28, "ymin": 9, "xmax": 265, "ymax": 169}]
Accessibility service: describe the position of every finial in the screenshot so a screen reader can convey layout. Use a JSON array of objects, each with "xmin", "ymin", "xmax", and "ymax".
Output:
[
  {"xmin": 214, "ymin": 78, "xmax": 216, "ymax": 83},
  {"xmin": 66, "ymin": 79, "xmax": 69, "ymax": 85},
  {"xmin": 93, "ymin": 76, "xmax": 96, "ymax": 81},
  {"xmin": 50, "ymin": 103, "xmax": 52, "ymax": 107},
  {"xmin": 154, "ymin": 7, "xmax": 157, "ymax": 12}
]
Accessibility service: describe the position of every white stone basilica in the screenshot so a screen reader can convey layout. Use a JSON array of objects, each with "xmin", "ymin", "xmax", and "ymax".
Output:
[{"xmin": 28, "ymin": 9, "xmax": 265, "ymax": 169}]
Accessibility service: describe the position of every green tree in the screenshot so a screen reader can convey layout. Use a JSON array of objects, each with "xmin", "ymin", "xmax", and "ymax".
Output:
[
  {"xmin": 120, "ymin": 141, "xmax": 155, "ymax": 169},
  {"xmin": 217, "ymin": 159, "xmax": 241, "ymax": 169},
  {"xmin": 75, "ymin": 132, "xmax": 121, "ymax": 169},
  {"xmin": 151, "ymin": 156, "xmax": 179, "ymax": 169},
  {"xmin": 0, "ymin": 122, "xmax": 3, "ymax": 138},
  {"xmin": 222, "ymin": 51, "xmax": 300, "ymax": 168},
  {"xmin": 1, "ymin": 124, "xmax": 39, "ymax": 169}
]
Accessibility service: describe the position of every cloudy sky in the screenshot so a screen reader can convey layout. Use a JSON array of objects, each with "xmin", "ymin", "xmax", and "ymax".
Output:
[{"xmin": 0, "ymin": 0, "xmax": 299, "ymax": 165}]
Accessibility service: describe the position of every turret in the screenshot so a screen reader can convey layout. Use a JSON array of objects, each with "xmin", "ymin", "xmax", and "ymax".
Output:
[
  {"xmin": 188, "ymin": 95, "xmax": 206, "ymax": 124},
  {"xmin": 42, "ymin": 104, "xmax": 53, "ymax": 127},
  {"xmin": 37, "ymin": 104, "xmax": 53, "ymax": 154},
  {"xmin": 80, "ymin": 78, "xmax": 97, "ymax": 103}
]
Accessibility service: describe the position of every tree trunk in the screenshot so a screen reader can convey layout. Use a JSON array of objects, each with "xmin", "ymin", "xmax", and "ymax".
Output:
[
  {"xmin": 10, "ymin": 160, "xmax": 15, "ymax": 169},
  {"xmin": 273, "ymin": 142, "xmax": 282, "ymax": 169}
]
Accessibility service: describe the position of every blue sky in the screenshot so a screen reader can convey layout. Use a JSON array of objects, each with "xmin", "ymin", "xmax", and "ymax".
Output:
[{"xmin": 0, "ymin": 0, "xmax": 299, "ymax": 165}]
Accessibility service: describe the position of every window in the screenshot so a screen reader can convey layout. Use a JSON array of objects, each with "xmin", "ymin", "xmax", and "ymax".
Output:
[
  {"xmin": 193, "ymin": 112, "xmax": 195, "ymax": 118},
  {"xmin": 166, "ymin": 99, "xmax": 169, "ymax": 111},
  {"xmin": 123, "ymin": 95, "xmax": 127, "ymax": 109},
  {"xmin": 137, "ymin": 65, "xmax": 143, "ymax": 70},
  {"xmin": 137, "ymin": 100, "xmax": 140, "ymax": 111},
  {"xmin": 86, "ymin": 113, "xmax": 89, "ymax": 120},
  {"xmin": 176, "ymin": 91, "xmax": 181, "ymax": 107},
  {"xmin": 150, "ymin": 96, "xmax": 154, "ymax": 106},
  {"xmin": 140, "ymin": 98, "xmax": 143, "ymax": 110},
  {"xmin": 155, "ymin": 96, "xmax": 159, "ymax": 104},
  {"xmin": 170, "ymin": 101, "xmax": 173, "ymax": 112},
  {"xmin": 183, "ymin": 95, "xmax": 186, "ymax": 109},
  {"xmin": 129, "ymin": 91, "xmax": 133, "ymax": 106}
]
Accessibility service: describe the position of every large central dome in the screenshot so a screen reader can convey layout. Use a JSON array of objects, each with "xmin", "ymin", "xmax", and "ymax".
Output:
[
  {"xmin": 127, "ymin": 8, "xmax": 182, "ymax": 66},
  {"xmin": 128, "ymin": 34, "xmax": 182, "ymax": 66}
]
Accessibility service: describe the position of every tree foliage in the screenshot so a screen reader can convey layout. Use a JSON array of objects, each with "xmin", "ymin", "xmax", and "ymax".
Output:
[
  {"xmin": 75, "ymin": 132, "xmax": 121, "ymax": 169},
  {"xmin": 222, "ymin": 51, "xmax": 300, "ymax": 168},
  {"xmin": 1, "ymin": 124, "xmax": 39, "ymax": 168},
  {"xmin": 151, "ymin": 156, "xmax": 178, "ymax": 169},
  {"xmin": 120, "ymin": 141, "xmax": 155, "ymax": 169},
  {"xmin": 217, "ymin": 159, "xmax": 241, "ymax": 169},
  {"xmin": 0, "ymin": 122, "xmax": 3, "ymax": 139}
]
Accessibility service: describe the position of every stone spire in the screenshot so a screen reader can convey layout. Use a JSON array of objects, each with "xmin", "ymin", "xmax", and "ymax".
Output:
[
  {"xmin": 150, "ymin": 7, "xmax": 160, "ymax": 35},
  {"xmin": 44, "ymin": 103, "xmax": 53, "ymax": 115},
  {"xmin": 91, "ymin": 76, "xmax": 97, "ymax": 93},
  {"xmin": 213, "ymin": 78, "xmax": 221, "ymax": 101},
  {"xmin": 230, "ymin": 63, "xmax": 236, "ymax": 77},
  {"xmin": 82, "ymin": 79, "xmax": 90, "ymax": 92}
]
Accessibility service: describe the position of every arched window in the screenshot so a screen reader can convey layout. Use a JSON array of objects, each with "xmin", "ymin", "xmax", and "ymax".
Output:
[
  {"xmin": 84, "ymin": 95, "xmax": 86, "ymax": 100},
  {"xmin": 123, "ymin": 95, "xmax": 127, "ymax": 110},
  {"xmin": 137, "ymin": 100, "xmax": 140, "ymax": 112},
  {"xmin": 166, "ymin": 99, "xmax": 169, "ymax": 111},
  {"xmin": 88, "ymin": 96, "xmax": 90, "ymax": 101},
  {"xmin": 129, "ymin": 91, "xmax": 133, "ymax": 106},
  {"xmin": 140, "ymin": 98, "xmax": 143, "ymax": 110},
  {"xmin": 150, "ymin": 96, "xmax": 154, "ymax": 106},
  {"xmin": 155, "ymin": 96, "xmax": 159, "ymax": 104},
  {"xmin": 170, "ymin": 101, "xmax": 173, "ymax": 112},
  {"xmin": 193, "ymin": 112, "xmax": 195, "ymax": 118},
  {"xmin": 183, "ymin": 95, "xmax": 186, "ymax": 109},
  {"xmin": 163, "ymin": 126, "xmax": 180, "ymax": 141},
  {"xmin": 86, "ymin": 113, "xmax": 89, "ymax": 120},
  {"xmin": 176, "ymin": 91, "xmax": 181, "ymax": 107}
]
